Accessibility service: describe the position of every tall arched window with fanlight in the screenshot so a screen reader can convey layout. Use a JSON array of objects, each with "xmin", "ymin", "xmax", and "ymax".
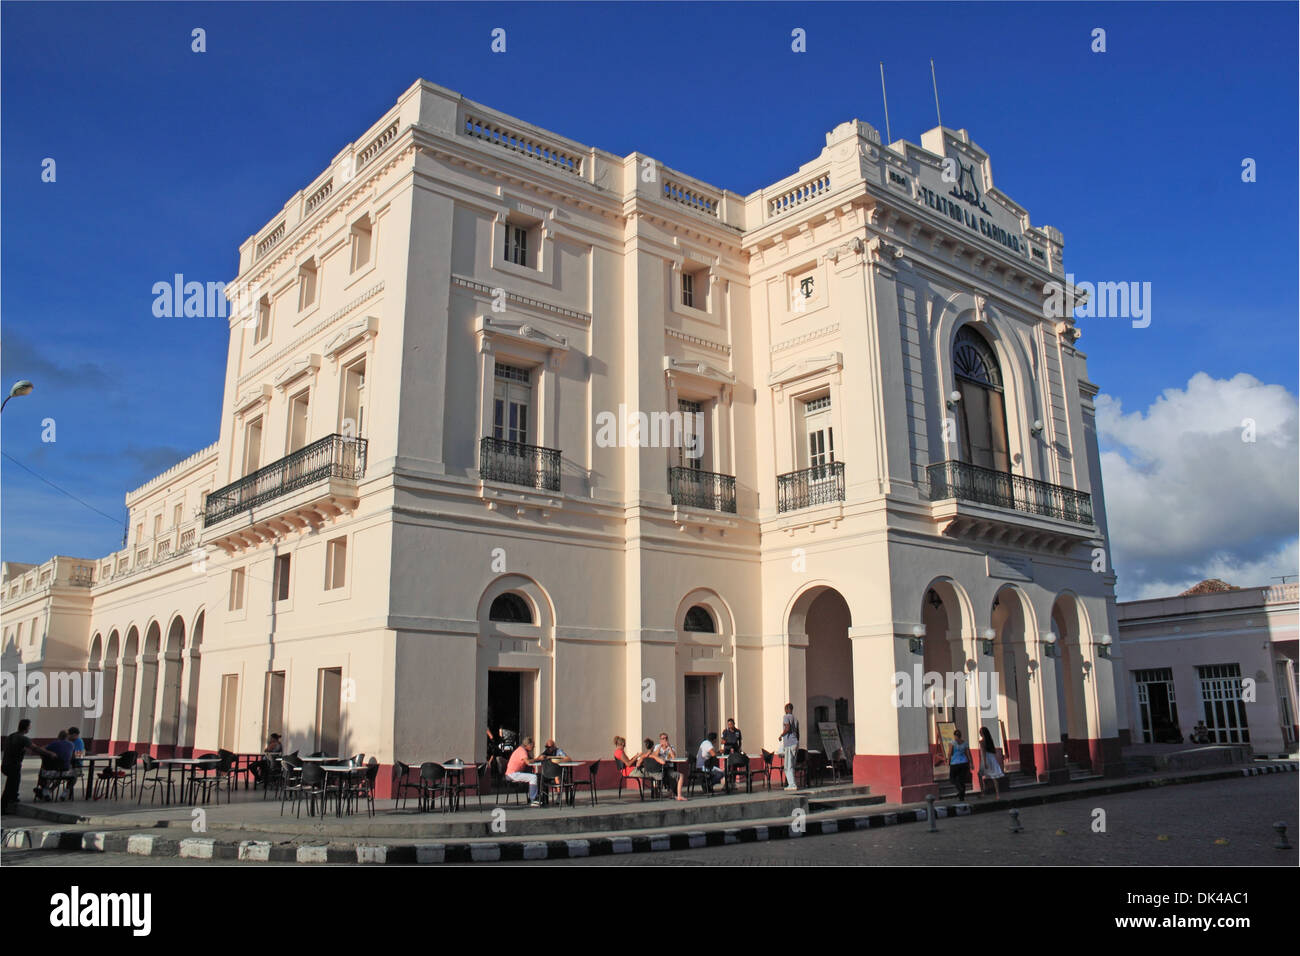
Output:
[{"xmin": 953, "ymin": 325, "xmax": 1010, "ymax": 472}]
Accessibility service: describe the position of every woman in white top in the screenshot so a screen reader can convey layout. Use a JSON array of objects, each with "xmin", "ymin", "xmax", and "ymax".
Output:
[{"xmin": 978, "ymin": 727, "xmax": 1006, "ymax": 800}]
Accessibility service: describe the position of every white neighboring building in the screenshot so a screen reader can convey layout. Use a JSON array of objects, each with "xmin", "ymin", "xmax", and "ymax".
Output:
[
  {"xmin": 3, "ymin": 79, "xmax": 1126, "ymax": 801},
  {"xmin": 1117, "ymin": 580, "xmax": 1299, "ymax": 756}
]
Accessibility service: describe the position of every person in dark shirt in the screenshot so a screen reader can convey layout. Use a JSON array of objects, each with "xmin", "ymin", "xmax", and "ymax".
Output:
[
  {"xmin": 2, "ymin": 719, "xmax": 54, "ymax": 813},
  {"xmin": 40, "ymin": 731, "xmax": 76, "ymax": 801}
]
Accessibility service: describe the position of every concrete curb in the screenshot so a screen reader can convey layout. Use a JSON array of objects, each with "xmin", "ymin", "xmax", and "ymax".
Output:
[{"xmin": 3, "ymin": 761, "xmax": 1293, "ymax": 864}]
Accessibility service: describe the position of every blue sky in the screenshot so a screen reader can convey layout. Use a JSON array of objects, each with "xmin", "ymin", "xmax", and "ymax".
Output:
[{"xmin": 2, "ymin": 2, "xmax": 1296, "ymax": 598}]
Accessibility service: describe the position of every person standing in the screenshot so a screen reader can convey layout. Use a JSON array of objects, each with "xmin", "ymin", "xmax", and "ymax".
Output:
[
  {"xmin": 2, "ymin": 719, "xmax": 54, "ymax": 813},
  {"xmin": 778, "ymin": 703, "xmax": 799, "ymax": 791},
  {"xmin": 978, "ymin": 727, "xmax": 1006, "ymax": 800},
  {"xmin": 948, "ymin": 728, "xmax": 972, "ymax": 802}
]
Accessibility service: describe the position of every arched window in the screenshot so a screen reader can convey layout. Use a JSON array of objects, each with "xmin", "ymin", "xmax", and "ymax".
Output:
[
  {"xmin": 489, "ymin": 592, "xmax": 533, "ymax": 624},
  {"xmin": 953, "ymin": 325, "xmax": 1010, "ymax": 472},
  {"xmin": 683, "ymin": 605, "xmax": 716, "ymax": 633}
]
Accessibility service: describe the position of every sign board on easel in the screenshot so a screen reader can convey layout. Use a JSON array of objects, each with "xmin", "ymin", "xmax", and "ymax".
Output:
[
  {"xmin": 817, "ymin": 722, "xmax": 845, "ymax": 762},
  {"xmin": 935, "ymin": 720, "xmax": 958, "ymax": 763}
]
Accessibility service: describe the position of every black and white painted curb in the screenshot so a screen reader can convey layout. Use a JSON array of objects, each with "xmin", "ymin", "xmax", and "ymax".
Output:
[{"xmin": 3, "ymin": 761, "xmax": 1293, "ymax": 863}]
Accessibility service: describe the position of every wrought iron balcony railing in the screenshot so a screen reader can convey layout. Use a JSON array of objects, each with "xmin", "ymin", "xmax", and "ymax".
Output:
[
  {"xmin": 777, "ymin": 461, "xmax": 846, "ymax": 513},
  {"xmin": 668, "ymin": 466, "xmax": 737, "ymax": 513},
  {"xmin": 926, "ymin": 459, "xmax": 1093, "ymax": 526},
  {"xmin": 479, "ymin": 436, "xmax": 561, "ymax": 492},
  {"xmin": 204, "ymin": 433, "xmax": 368, "ymax": 527}
]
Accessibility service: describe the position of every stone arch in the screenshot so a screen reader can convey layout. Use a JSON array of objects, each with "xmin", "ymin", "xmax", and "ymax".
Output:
[
  {"xmin": 990, "ymin": 583, "xmax": 1041, "ymax": 777},
  {"xmin": 674, "ymin": 587, "xmax": 738, "ymax": 752},
  {"xmin": 180, "ymin": 611, "xmax": 203, "ymax": 755},
  {"xmin": 100, "ymin": 629, "xmax": 121, "ymax": 749},
  {"xmin": 135, "ymin": 621, "xmax": 163, "ymax": 749},
  {"xmin": 1051, "ymin": 590, "xmax": 1094, "ymax": 768},
  {"xmin": 156, "ymin": 614, "xmax": 187, "ymax": 756},
  {"xmin": 786, "ymin": 581, "xmax": 857, "ymax": 764},
  {"xmin": 475, "ymin": 575, "xmax": 556, "ymax": 759},
  {"xmin": 116, "ymin": 626, "xmax": 140, "ymax": 747}
]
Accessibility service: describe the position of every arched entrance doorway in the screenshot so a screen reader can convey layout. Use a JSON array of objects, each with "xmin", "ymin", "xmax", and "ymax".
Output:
[
  {"xmin": 1052, "ymin": 594, "xmax": 1092, "ymax": 769},
  {"xmin": 991, "ymin": 585, "xmax": 1036, "ymax": 777},
  {"xmin": 789, "ymin": 585, "xmax": 854, "ymax": 772}
]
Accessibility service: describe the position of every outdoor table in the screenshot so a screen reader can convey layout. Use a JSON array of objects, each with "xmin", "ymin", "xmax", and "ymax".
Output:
[
  {"xmin": 320, "ymin": 764, "xmax": 355, "ymax": 817},
  {"xmin": 235, "ymin": 753, "xmax": 265, "ymax": 789},
  {"xmin": 154, "ymin": 757, "xmax": 219, "ymax": 805},
  {"xmin": 78, "ymin": 755, "xmax": 116, "ymax": 801},
  {"xmin": 438, "ymin": 762, "xmax": 468, "ymax": 812}
]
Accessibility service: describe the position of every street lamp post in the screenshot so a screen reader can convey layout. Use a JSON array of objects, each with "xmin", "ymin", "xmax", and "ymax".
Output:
[{"xmin": 1, "ymin": 380, "xmax": 34, "ymax": 413}]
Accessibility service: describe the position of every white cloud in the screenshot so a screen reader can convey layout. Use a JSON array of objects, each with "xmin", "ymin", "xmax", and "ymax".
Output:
[{"xmin": 1096, "ymin": 372, "xmax": 1298, "ymax": 601}]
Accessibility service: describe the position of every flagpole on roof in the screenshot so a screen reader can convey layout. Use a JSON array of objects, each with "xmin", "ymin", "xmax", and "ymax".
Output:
[{"xmin": 930, "ymin": 58, "xmax": 943, "ymax": 129}]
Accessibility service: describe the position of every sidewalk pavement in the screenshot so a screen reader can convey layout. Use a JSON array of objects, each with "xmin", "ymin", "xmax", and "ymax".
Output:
[{"xmin": 2, "ymin": 760, "xmax": 1293, "ymax": 864}]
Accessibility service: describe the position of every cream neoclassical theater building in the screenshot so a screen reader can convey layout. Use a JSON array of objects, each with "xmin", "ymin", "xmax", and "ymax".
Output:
[{"xmin": 1, "ymin": 79, "xmax": 1127, "ymax": 802}]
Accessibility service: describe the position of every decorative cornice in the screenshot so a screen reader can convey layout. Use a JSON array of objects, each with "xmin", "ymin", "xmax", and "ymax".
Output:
[
  {"xmin": 666, "ymin": 327, "xmax": 730, "ymax": 355},
  {"xmin": 452, "ymin": 274, "xmax": 591, "ymax": 326},
  {"xmin": 771, "ymin": 323, "xmax": 840, "ymax": 354},
  {"xmin": 475, "ymin": 316, "xmax": 571, "ymax": 367},
  {"xmin": 233, "ymin": 384, "xmax": 272, "ymax": 415}
]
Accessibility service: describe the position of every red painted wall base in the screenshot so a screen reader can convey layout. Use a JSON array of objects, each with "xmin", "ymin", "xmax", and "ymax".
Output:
[{"xmin": 854, "ymin": 752, "xmax": 936, "ymax": 804}]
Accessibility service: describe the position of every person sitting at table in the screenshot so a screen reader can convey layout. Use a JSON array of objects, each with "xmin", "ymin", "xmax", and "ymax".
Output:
[
  {"xmin": 539, "ymin": 738, "xmax": 568, "ymax": 759},
  {"xmin": 695, "ymin": 733, "xmax": 726, "ymax": 792},
  {"xmin": 265, "ymin": 733, "xmax": 283, "ymax": 755},
  {"xmin": 642, "ymin": 733, "xmax": 686, "ymax": 801},
  {"xmin": 506, "ymin": 737, "xmax": 542, "ymax": 807},
  {"xmin": 613, "ymin": 736, "xmax": 641, "ymax": 780},
  {"xmin": 721, "ymin": 718, "xmax": 743, "ymax": 757},
  {"xmin": 66, "ymin": 727, "xmax": 85, "ymax": 769},
  {"xmin": 250, "ymin": 733, "xmax": 284, "ymax": 785},
  {"xmin": 39, "ymin": 731, "xmax": 76, "ymax": 801}
]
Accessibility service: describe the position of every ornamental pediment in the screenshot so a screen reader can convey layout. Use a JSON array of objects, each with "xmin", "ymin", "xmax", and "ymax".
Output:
[
  {"xmin": 233, "ymin": 384, "xmax": 272, "ymax": 415},
  {"xmin": 475, "ymin": 315, "xmax": 570, "ymax": 352},
  {"xmin": 767, "ymin": 351, "xmax": 843, "ymax": 388},
  {"xmin": 324, "ymin": 315, "xmax": 378, "ymax": 360},
  {"xmin": 273, "ymin": 353, "xmax": 322, "ymax": 390},
  {"xmin": 663, "ymin": 356, "xmax": 735, "ymax": 385}
]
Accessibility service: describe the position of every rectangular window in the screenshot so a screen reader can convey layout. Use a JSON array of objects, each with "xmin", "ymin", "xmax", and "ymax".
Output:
[
  {"xmin": 341, "ymin": 359, "xmax": 366, "ymax": 438},
  {"xmin": 682, "ymin": 272, "xmax": 695, "ymax": 309},
  {"xmin": 153, "ymin": 515, "xmax": 163, "ymax": 538},
  {"xmin": 493, "ymin": 363, "xmax": 532, "ymax": 446},
  {"xmin": 298, "ymin": 260, "xmax": 317, "ymax": 311},
  {"xmin": 315, "ymin": 667, "xmax": 343, "ymax": 756},
  {"xmin": 136, "ymin": 523, "xmax": 144, "ymax": 546},
  {"xmin": 254, "ymin": 296, "xmax": 271, "ymax": 344},
  {"xmin": 244, "ymin": 417, "xmax": 263, "ymax": 475},
  {"xmin": 218, "ymin": 674, "xmax": 239, "ymax": 752},
  {"xmin": 505, "ymin": 224, "xmax": 529, "ymax": 266},
  {"xmin": 350, "ymin": 217, "xmax": 372, "ymax": 272},
  {"xmin": 324, "ymin": 537, "xmax": 347, "ymax": 590},
  {"xmin": 287, "ymin": 389, "xmax": 310, "ymax": 454},
  {"xmin": 229, "ymin": 567, "xmax": 246, "ymax": 611},
  {"xmin": 30, "ymin": 617, "xmax": 39, "ymax": 644},
  {"xmin": 678, "ymin": 398, "xmax": 704, "ymax": 469},
  {"xmin": 682, "ymin": 266, "xmax": 708, "ymax": 310},
  {"xmin": 1197, "ymin": 663, "xmax": 1250, "ymax": 743},
  {"xmin": 173, "ymin": 503, "xmax": 183, "ymax": 529},
  {"xmin": 263, "ymin": 671, "xmax": 286, "ymax": 741},
  {"xmin": 274, "ymin": 554, "xmax": 291, "ymax": 602},
  {"xmin": 1133, "ymin": 667, "xmax": 1178, "ymax": 744}
]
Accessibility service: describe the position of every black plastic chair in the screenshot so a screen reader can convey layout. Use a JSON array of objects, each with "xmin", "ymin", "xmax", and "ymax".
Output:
[
  {"xmin": 346, "ymin": 759, "xmax": 379, "ymax": 817},
  {"xmin": 289, "ymin": 761, "xmax": 327, "ymax": 818},
  {"xmin": 538, "ymin": 759, "xmax": 564, "ymax": 806},
  {"xmin": 94, "ymin": 751, "xmax": 138, "ymax": 801},
  {"xmin": 726, "ymin": 753, "xmax": 760, "ymax": 794},
  {"xmin": 492, "ymin": 755, "xmax": 527, "ymax": 806},
  {"xmin": 392, "ymin": 760, "xmax": 422, "ymax": 810},
  {"xmin": 570, "ymin": 760, "xmax": 601, "ymax": 807},
  {"xmin": 136, "ymin": 755, "xmax": 174, "ymax": 806},
  {"xmin": 418, "ymin": 762, "xmax": 447, "ymax": 813},
  {"xmin": 279, "ymin": 759, "xmax": 305, "ymax": 817}
]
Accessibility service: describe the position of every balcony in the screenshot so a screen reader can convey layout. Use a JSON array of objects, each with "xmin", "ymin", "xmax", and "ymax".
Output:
[
  {"xmin": 777, "ymin": 462, "xmax": 845, "ymax": 513},
  {"xmin": 669, "ymin": 466, "xmax": 737, "ymax": 514},
  {"xmin": 927, "ymin": 460, "xmax": 1093, "ymax": 527},
  {"xmin": 204, "ymin": 434, "xmax": 368, "ymax": 527},
  {"xmin": 480, "ymin": 437, "xmax": 560, "ymax": 493}
]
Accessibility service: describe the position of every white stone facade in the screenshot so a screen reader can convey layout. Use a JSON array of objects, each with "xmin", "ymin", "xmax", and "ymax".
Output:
[{"xmin": 2, "ymin": 79, "xmax": 1125, "ymax": 801}]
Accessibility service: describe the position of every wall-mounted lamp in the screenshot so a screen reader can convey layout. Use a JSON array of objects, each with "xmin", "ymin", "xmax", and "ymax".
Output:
[
  {"xmin": 945, "ymin": 390, "xmax": 962, "ymax": 410},
  {"xmin": 1030, "ymin": 419, "xmax": 1044, "ymax": 436},
  {"xmin": 927, "ymin": 589, "xmax": 943, "ymax": 610},
  {"xmin": 1041, "ymin": 631, "xmax": 1059, "ymax": 658},
  {"xmin": 980, "ymin": 627, "xmax": 995, "ymax": 656},
  {"xmin": 1097, "ymin": 633, "xmax": 1113, "ymax": 659},
  {"xmin": 910, "ymin": 624, "xmax": 926, "ymax": 655}
]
